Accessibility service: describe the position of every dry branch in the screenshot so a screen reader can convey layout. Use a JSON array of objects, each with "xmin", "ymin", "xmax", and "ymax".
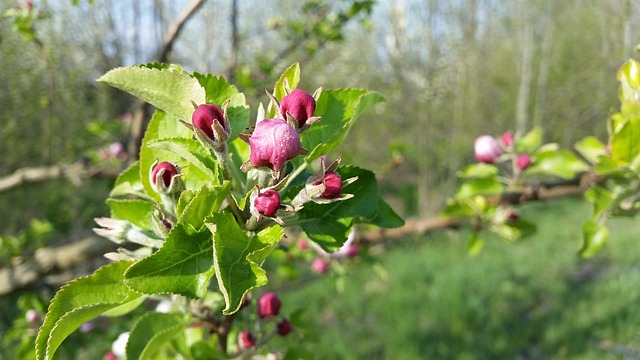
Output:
[
  {"xmin": 0, "ymin": 162, "xmax": 120, "ymax": 193},
  {"xmin": 0, "ymin": 173, "xmax": 599, "ymax": 295},
  {"xmin": 0, "ymin": 237, "xmax": 117, "ymax": 295}
]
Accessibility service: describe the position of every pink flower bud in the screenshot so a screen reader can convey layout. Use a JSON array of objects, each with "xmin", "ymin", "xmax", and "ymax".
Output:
[
  {"xmin": 474, "ymin": 135, "xmax": 502, "ymax": 163},
  {"xmin": 280, "ymin": 89, "xmax": 316, "ymax": 127},
  {"xmin": 500, "ymin": 131, "xmax": 514, "ymax": 148},
  {"xmin": 239, "ymin": 331, "xmax": 256, "ymax": 349},
  {"xmin": 104, "ymin": 351, "xmax": 117, "ymax": 360},
  {"xmin": 297, "ymin": 239, "xmax": 309, "ymax": 250},
  {"xmin": 192, "ymin": 104, "xmax": 225, "ymax": 141},
  {"xmin": 314, "ymin": 171, "xmax": 342, "ymax": 199},
  {"xmin": 151, "ymin": 162, "xmax": 178, "ymax": 188},
  {"xmin": 249, "ymin": 119, "xmax": 302, "ymax": 171},
  {"xmin": 257, "ymin": 291, "xmax": 282, "ymax": 318},
  {"xmin": 253, "ymin": 189, "xmax": 281, "ymax": 217},
  {"xmin": 515, "ymin": 153, "xmax": 531, "ymax": 170},
  {"xmin": 80, "ymin": 322, "xmax": 94, "ymax": 333},
  {"xmin": 508, "ymin": 211, "xmax": 519, "ymax": 221},
  {"xmin": 25, "ymin": 309, "xmax": 39, "ymax": 324},
  {"xmin": 277, "ymin": 319, "xmax": 293, "ymax": 336},
  {"xmin": 311, "ymin": 258, "xmax": 328, "ymax": 274}
]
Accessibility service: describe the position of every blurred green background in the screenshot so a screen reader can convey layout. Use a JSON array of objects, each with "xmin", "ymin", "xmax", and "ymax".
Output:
[{"xmin": 1, "ymin": 0, "xmax": 639, "ymax": 358}]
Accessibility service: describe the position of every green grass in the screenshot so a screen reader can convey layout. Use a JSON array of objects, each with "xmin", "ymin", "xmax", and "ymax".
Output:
[{"xmin": 280, "ymin": 197, "xmax": 640, "ymax": 359}]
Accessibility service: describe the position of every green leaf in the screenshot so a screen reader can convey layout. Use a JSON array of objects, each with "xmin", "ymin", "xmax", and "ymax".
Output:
[
  {"xmin": 296, "ymin": 166, "xmax": 379, "ymax": 251},
  {"xmin": 98, "ymin": 65, "xmax": 205, "ymax": 120},
  {"xmin": 110, "ymin": 162, "xmax": 146, "ymax": 198},
  {"xmin": 441, "ymin": 199, "xmax": 476, "ymax": 218},
  {"xmin": 106, "ymin": 198, "xmax": 154, "ymax": 230},
  {"xmin": 515, "ymin": 127, "xmax": 542, "ymax": 154},
  {"xmin": 193, "ymin": 73, "xmax": 250, "ymax": 140},
  {"xmin": 206, "ymin": 212, "xmax": 284, "ymax": 314},
  {"xmin": 147, "ymin": 137, "xmax": 218, "ymax": 184},
  {"xmin": 35, "ymin": 261, "xmax": 138, "ymax": 360},
  {"xmin": 574, "ymin": 136, "xmax": 607, "ymax": 164},
  {"xmin": 275, "ymin": 63, "xmax": 301, "ymax": 100},
  {"xmin": 611, "ymin": 116, "xmax": 640, "ymax": 167},
  {"xmin": 124, "ymin": 224, "xmax": 215, "ymax": 298},
  {"xmin": 366, "ymin": 198, "xmax": 405, "ymax": 228},
  {"xmin": 126, "ymin": 312, "xmax": 187, "ymax": 360},
  {"xmin": 101, "ymin": 296, "xmax": 146, "ymax": 317},
  {"xmin": 617, "ymin": 59, "xmax": 640, "ymax": 103},
  {"xmin": 179, "ymin": 182, "xmax": 231, "ymax": 233},
  {"xmin": 455, "ymin": 178, "xmax": 504, "ymax": 200},
  {"xmin": 580, "ymin": 220, "xmax": 609, "ymax": 258},
  {"xmin": 527, "ymin": 150, "xmax": 588, "ymax": 179},
  {"xmin": 585, "ymin": 186, "xmax": 613, "ymax": 219},
  {"xmin": 491, "ymin": 219, "xmax": 537, "ymax": 242},
  {"xmin": 467, "ymin": 232, "xmax": 484, "ymax": 256},
  {"xmin": 139, "ymin": 110, "xmax": 193, "ymax": 200},
  {"xmin": 302, "ymin": 89, "xmax": 384, "ymax": 162},
  {"xmin": 457, "ymin": 163, "xmax": 499, "ymax": 179}
]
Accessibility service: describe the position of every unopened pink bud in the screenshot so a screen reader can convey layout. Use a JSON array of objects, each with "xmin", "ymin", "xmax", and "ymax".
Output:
[
  {"xmin": 253, "ymin": 189, "xmax": 281, "ymax": 217},
  {"xmin": 239, "ymin": 331, "xmax": 256, "ymax": 349},
  {"xmin": 104, "ymin": 351, "xmax": 117, "ymax": 360},
  {"xmin": 474, "ymin": 135, "xmax": 502, "ymax": 163},
  {"xmin": 314, "ymin": 171, "xmax": 342, "ymax": 199},
  {"xmin": 500, "ymin": 131, "xmax": 514, "ymax": 148},
  {"xmin": 508, "ymin": 211, "xmax": 519, "ymax": 221},
  {"xmin": 297, "ymin": 239, "xmax": 309, "ymax": 250},
  {"xmin": 311, "ymin": 258, "xmax": 328, "ymax": 274},
  {"xmin": 515, "ymin": 153, "xmax": 531, "ymax": 170},
  {"xmin": 277, "ymin": 319, "xmax": 293, "ymax": 336},
  {"xmin": 151, "ymin": 162, "xmax": 178, "ymax": 188},
  {"xmin": 192, "ymin": 104, "xmax": 225, "ymax": 141},
  {"xmin": 280, "ymin": 89, "xmax": 316, "ymax": 127},
  {"xmin": 249, "ymin": 119, "xmax": 302, "ymax": 171},
  {"xmin": 257, "ymin": 291, "xmax": 282, "ymax": 318},
  {"xmin": 25, "ymin": 309, "xmax": 39, "ymax": 324},
  {"xmin": 80, "ymin": 322, "xmax": 94, "ymax": 333}
]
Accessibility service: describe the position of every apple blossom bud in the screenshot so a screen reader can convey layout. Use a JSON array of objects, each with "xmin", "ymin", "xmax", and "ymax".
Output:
[
  {"xmin": 311, "ymin": 258, "xmax": 328, "ymax": 273},
  {"xmin": 280, "ymin": 89, "xmax": 316, "ymax": 127},
  {"xmin": 314, "ymin": 171, "xmax": 342, "ymax": 199},
  {"xmin": 151, "ymin": 162, "xmax": 178, "ymax": 188},
  {"xmin": 239, "ymin": 331, "xmax": 256, "ymax": 349},
  {"xmin": 277, "ymin": 319, "xmax": 293, "ymax": 336},
  {"xmin": 515, "ymin": 153, "xmax": 531, "ymax": 170},
  {"xmin": 253, "ymin": 189, "xmax": 281, "ymax": 217},
  {"xmin": 249, "ymin": 119, "xmax": 302, "ymax": 171},
  {"xmin": 257, "ymin": 291, "xmax": 282, "ymax": 318},
  {"xmin": 297, "ymin": 239, "xmax": 309, "ymax": 250},
  {"xmin": 104, "ymin": 352, "xmax": 117, "ymax": 360},
  {"xmin": 193, "ymin": 104, "xmax": 223, "ymax": 138},
  {"xmin": 474, "ymin": 135, "xmax": 502, "ymax": 163},
  {"xmin": 80, "ymin": 322, "xmax": 94, "ymax": 333},
  {"xmin": 500, "ymin": 131, "xmax": 514, "ymax": 148},
  {"xmin": 25, "ymin": 309, "xmax": 39, "ymax": 324}
]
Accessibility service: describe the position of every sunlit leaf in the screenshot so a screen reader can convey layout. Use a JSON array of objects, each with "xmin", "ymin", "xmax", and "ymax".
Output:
[{"xmin": 35, "ymin": 261, "xmax": 138, "ymax": 360}]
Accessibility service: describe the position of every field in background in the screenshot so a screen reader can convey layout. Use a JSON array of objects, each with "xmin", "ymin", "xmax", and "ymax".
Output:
[{"xmin": 282, "ymin": 197, "xmax": 640, "ymax": 359}]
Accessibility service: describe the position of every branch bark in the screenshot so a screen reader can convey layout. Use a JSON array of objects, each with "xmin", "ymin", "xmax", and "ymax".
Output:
[
  {"xmin": 0, "ymin": 237, "xmax": 117, "ymax": 295},
  {"xmin": 0, "ymin": 172, "xmax": 598, "ymax": 295},
  {"xmin": 0, "ymin": 162, "xmax": 120, "ymax": 193}
]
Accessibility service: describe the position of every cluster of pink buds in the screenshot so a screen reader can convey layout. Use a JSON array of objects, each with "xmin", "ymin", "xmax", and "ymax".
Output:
[
  {"xmin": 238, "ymin": 291, "xmax": 293, "ymax": 350},
  {"xmin": 473, "ymin": 131, "xmax": 532, "ymax": 171}
]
